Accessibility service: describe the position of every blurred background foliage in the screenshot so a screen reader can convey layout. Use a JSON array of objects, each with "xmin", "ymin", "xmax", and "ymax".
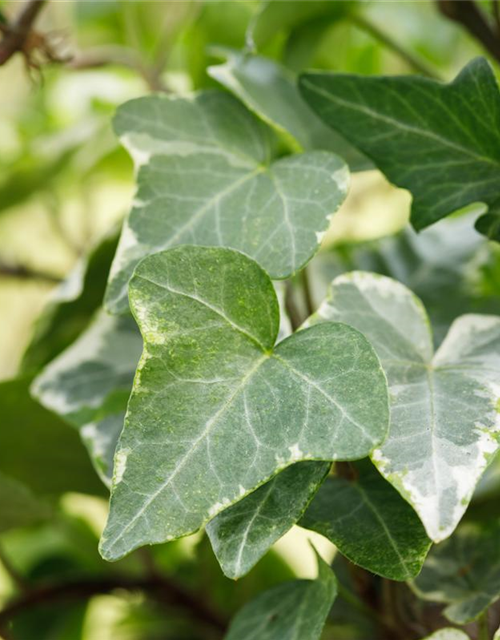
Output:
[{"xmin": 1, "ymin": 1, "xmax": 500, "ymax": 638}]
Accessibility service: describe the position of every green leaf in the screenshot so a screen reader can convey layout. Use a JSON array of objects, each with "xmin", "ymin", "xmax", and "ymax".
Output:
[
  {"xmin": 494, "ymin": 625, "xmax": 500, "ymax": 640},
  {"xmin": 299, "ymin": 57, "xmax": 500, "ymax": 239},
  {"xmin": 208, "ymin": 49, "xmax": 370, "ymax": 170},
  {"xmin": 0, "ymin": 473, "xmax": 51, "ymax": 533},
  {"xmin": 32, "ymin": 310, "xmax": 142, "ymax": 486},
  {"xmin": 420, "ymin": 631, "xmax": 469, "ymax": 640},
  {"xmin": 106, "ymin": 90, "xmax": 349, "ymax": 313},
  {"xmin": 308, "ymin": 272, "xmax": 500, "ymax": 542},
  {"xmin": 0, "ymin": 378, "xmax": 105, "ymax": 498},
  {"xmin": 207, "ymin": 461, "xmax": 330, "ymax": 579},
  {"xmin": 300, "ymin": 460, "xmax": 431, "ymax": 580},
  {"xmin": 21, "ymin": 229, "xmax": 119, "ymax": 374},
  {"xmin": 99, "ymin": 246, "xmax": 389, "ymax": 561},
  {"xmin": 412, "ymin": 520, "xmax": 500, "ymax": 624},
  {"xmin": 224, "ymin": 549, "xmax": 337, "ymax": 640}
]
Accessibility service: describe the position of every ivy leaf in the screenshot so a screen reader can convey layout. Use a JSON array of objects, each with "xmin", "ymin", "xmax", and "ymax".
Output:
[
  {"xmin": 207, "ymin": 461, "xmax": 330, "ymax": 579},
  {"xmin": 208, "ymin": 49, "xmax": 370, "ymax": 170},
  {"xmin": 32, "ymin": 310, "xmax": 142, "ymax": 486},
  {"xmin": 412, "ymin": 520, "xmax": 500, "ymax": 624},
  {"xmin": 99, "ymin": 246, "xmax": 389, "ymax": 561},
  {"xmin": 0, "ymin": 473, "xmax": 51, "ymax": 533},
  {"xmin": 106, "ymin": 90, "xmax": 349, "ymax": 313},
  {"xmin": 420, "ymin": 631, "xmax": 469, "ymax": 640},
  {"xmin": 300, "ymin": 460, "xmax": 431, "ymax": 580},
  {"xmin": 300, "ymin": 57, "xmax": 500, "ymax": 239},
  {"xmin": 308, "ymin": 272, "xmax": 500, "ymax": 542},
  {"xmin": 224, "ymin": 549, "xmax": 336, "ymax": 640},
  {"xmin": 494, "ymin": 626, "xmax": 500, "ymax": 640}
]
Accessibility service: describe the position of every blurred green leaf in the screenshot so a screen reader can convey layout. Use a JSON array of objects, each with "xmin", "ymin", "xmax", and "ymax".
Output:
[{"xmin": 0, "ymin": 473, "xmax": 51, "ymax": 534}]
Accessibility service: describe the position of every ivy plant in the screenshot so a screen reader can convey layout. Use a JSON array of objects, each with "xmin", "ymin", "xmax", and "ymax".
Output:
[{"xmin": 4, "ymin": 8, "xmax": 500, "ymax": 636}]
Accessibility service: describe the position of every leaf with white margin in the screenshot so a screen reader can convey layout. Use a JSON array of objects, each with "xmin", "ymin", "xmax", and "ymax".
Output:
[
  {"xmin": 207, "ymin": 461, "xmax": 330, "ymax": 579},
  {"xmin": 99, "ymin": 247, "xmax": 389, "ymax": 561},
  {"xmin": 106, "ymin": 90, "xmax": 349, "ymax": 314},
  {"xmin": 412, "ymin": 520, "xmax": 500, "ymax": 624},
  {"xmin": 208, "ymin": 49, "xmax": 370, "ymax": 170},
  {"xmin": 224, "ymin": 548, "xmax": 336, "ymax": 640},
  {"xmin": 420, "ymin": 631, "xmax": 469, "ymax": 640},
  {"xmin": 299, "ymin": 460, "xmax": 431, "ymax": 581},
  {"xmin": 307, "ymin": 272, "xmax": 500, "ymax": 542},
  {"xmin": 32, "ymin": 310, "xmax": 143, "ymax": 486}
]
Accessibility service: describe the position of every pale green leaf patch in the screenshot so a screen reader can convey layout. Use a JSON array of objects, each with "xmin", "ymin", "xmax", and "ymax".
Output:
[
  {"xmin": 224, "ymin": 548, "xmax": 336, "ymax": 640},
  {"xmin": 300, "ymin": 460, "xmax": 431, "ymax": 580},
  {"xmin": 207, "ymin": 461, "xmax": 330, "ymax": 579},
  {"xmin": 420, "ymin": 631, "xmax": 469, "ymax": 640},
  {"xmin": 307, "ymin": 272, "xmax": 500, "ymax": 542},
  {"xmin": 106, "ymin": 90, "xmax": 349, "ymax": 313},
  {"xmin": 99, "ymin": 247, "xmax": 389, "ymax": 561},
  {"xmin": 300, "ymin": 57, "xmax": 500, "ymax": 240}
]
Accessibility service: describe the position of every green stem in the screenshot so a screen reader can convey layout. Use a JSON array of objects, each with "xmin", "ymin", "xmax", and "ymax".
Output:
[
  {"xmin": 337, "ymin": 583, "xmax": 381, "ymax": 624},
  {"xmin": 301, "ymin": 266, "xmax": 314, "ymax": 318},
  {"xmin": 351, "ymin": 14, "xmax": 441, "ymax": 79},
  {"xmin": 478, "ymin": 611, "xmax": 490, "ymax": 640}
]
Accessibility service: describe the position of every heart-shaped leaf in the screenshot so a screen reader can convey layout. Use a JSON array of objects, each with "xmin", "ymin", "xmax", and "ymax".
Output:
[
  {"xmin": 412, "ymin": 520, "xmax": 500, "ymax": 624},
  {"xmin": 224, "ymin": 549, "xmax": 336, "ymax": 640},
  {"xmin": 300, "ymin": 460, "xmax": 431, "ymax": 580},
  {"xmin": 300, "ymin": 58, "xmax": 500, "ymax": 240},
  {"xmin": 308, "ymin": 272, "xmax": 500, "ymax": 542},
  {"xmin": 32, "ymin": 310, "xmax": 142, "ymax": 486},
  {"xmin": 106, "ymin": 90, "xmax": 349, "ymax": 313},
  {"xmin": 207, "ymin": 461, "xmax": 330, "ymax": 579},
  {"xmin": 99, "ymin": 247, "xmax": 389, "ymax": 561}
]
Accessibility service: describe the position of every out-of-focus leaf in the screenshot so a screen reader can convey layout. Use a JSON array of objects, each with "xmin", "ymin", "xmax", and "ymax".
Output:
[
  {"xmin": 21, "ymin": 230, "xmax": 119, "ymax": 374},
  {"xmin": 100, "ymin": 246, "xmax": 389, "ymax": 561},
  {"xmin": 413, "ymin": 520, "xmax": 500, "ymax": 624},
  {"xmin": 0, "ymin": 473, "xmax": 51, "ymax": 533},
  {"xmin": 32, "ymin": 310, "xmax": 142, "ymax": 486},
  {"xmin": 208, "ymin": 49, "xmax": 370, "ymax": 169},
  {"xmin": 300, "ymin": 460, "xmax": 431, "ymax": 580},
  {"xmin": 308, "ymin": 272, "xmax": 500, "ymax": 543},
  {"xmin": 0, "ymin": 378, "xmax": 105, "ymax": 497},
  {"xmin": 420, "ymin": 631, "xmax": 469, "ymax": 640},
  {"xmin": 107, "ymin": 90, "xmax": 349, "ymax": 313},
  {"xmin": 300, "ymin": 58, "xmax": 500, "ymax": 239},
  {"xmin": 224, "ymin": 549, "xmax": 337, "ymax": 640},
  {"xmin": 207, "ymin": 461, "xmax": 329, "ymax": 579}
]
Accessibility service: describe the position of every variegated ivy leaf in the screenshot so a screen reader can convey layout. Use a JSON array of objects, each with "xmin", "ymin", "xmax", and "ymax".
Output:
[
  {"xmin": 420, "ymin": 631, "xmax": 469, "ymax": 640},
  {"xmin": 224, "ymin": 549, "xmax": 336, "ymax": 640},
  {"xmin": 106, "ymin": 90, "xmax": 349, "ymax": 313},
  {"xmin": 307, "ymin": 272, "xmax": 500, "ymax": 542},
  {"xmin": 300, "ymin": 57, "xmax": 500, "ymax": 240},
  {"xmin": 412, "ymin": 520, "xmax": 500, "ymax": 624},
  {"xmin": 299, "ymin": 460, "xmax": 431, "ymax": 581},
  {"xmin": 207, "ymin": 461, "xmax": 330, "ymax": 579},
  {"xmin": 99, "ymin": 247, "xmax": 389, "ymax": 561},
  {"xmin": 32, "ymin": 310, "xmax": 142, "ymax": 486},
  {"xmin": 208, "ymin": 49, "xmax": 370, "ymax": 170}
]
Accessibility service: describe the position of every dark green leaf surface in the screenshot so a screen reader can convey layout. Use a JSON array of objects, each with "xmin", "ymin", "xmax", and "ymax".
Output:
[
  {"xmin": 300, "ymin": 58, "xmax": 500, "ymax": 238},
  {"xmin": 413, "ymin": 520, "xmax": 500, "ymax": 624},
  {"xmin": 208, "ymin": 49, "xmax": 369, "ymax": 169},
  {"xmin": 107, "ymin": 90, "xmax": 349, "ymax": 313},
  {"xmin": 0, "ymin": 378, "xmax": 105, "ymax": 497},
  {"xmin": 224, "ymin": 550, "xmax": 336, "ymax": 640},
  {"xmin": 300, "ymin": 460, "xmax": 431, "ymax": 580},
  {"xmin": 100, "ymin": 246, "xmax": 389, "ymax": 561},
  {"xmin": 0, "ymin": 473, "xmax": 51, "ymax": 533},
  {"xmin": 308, "ymin": 272, "xmax": 500, "ymax": 542},
  {"xmin": 32, "ymin": 310, "xmax": 142, "ymax": 486},
  {"xmin": 207, "ymin": 461, "xmax": 330, "ymax": 579}
]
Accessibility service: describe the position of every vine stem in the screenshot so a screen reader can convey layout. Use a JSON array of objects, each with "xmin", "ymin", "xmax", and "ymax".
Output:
[
  {"xmin": 478, "ymin": 611, "xmax": 490, "ymax": 640},
  {"xmin": 351, "ymin": 13, "xmax": 440, "ymax": 79}
]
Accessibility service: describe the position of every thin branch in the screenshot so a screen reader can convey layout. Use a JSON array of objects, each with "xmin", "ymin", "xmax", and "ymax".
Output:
[
  {"xmin": 300, "ymin": 267, "xmax": 315, "ymax": 318},
  {"xmin": 352, "ymin": 14, "xmax": 441, "ymax": 79},
  {"xmin": 0, "ymin": 574, "xmax": 226, "ymax": 637},
  {"xmin": 0, "ymin": 261, "xmax": 62, "ymax": 284},
  {"xmin": 436, "ymin": 0, "xmax": 500, "ymax": 64},
  {"xmin": 0, "ymin": 0, "xmax": 47, "ymax": 66}
]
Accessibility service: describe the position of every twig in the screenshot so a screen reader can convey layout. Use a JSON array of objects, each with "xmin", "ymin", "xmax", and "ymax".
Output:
[
  {"xmin": 352, "ymin": 14, "xmax": 441, "ymax": 79},
  {"xmin": 0, "ymin": 574, "xmax": 226, "ymax": 637},
  {"xmin": 0, "ymin": 261, "xmax": 62, "ymax": 284},
  {"xmin": 436, "ymin": 0, "xmax": 500, "ymax": 64},
  {"xmin": 300, "ymin": 267, "xmax": 315, "ymax": 318},
  {"xmin": 0, "ymin": 0, "xmax": 47, "ymax": 66}
]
